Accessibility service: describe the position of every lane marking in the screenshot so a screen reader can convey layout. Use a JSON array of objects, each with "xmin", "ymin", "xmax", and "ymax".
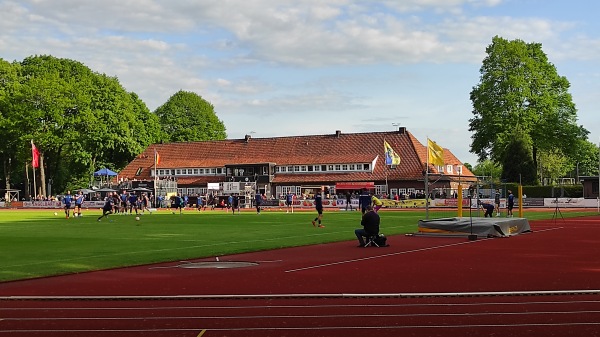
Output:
[{"xmin": 285, "ymin": 226, "xmax": 563, "ymax": 273}]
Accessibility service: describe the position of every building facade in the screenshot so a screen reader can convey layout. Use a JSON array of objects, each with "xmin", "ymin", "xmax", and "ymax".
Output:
[{"xmin": 118, "ymin": 128, "xmax": 476, "ymax": 200}]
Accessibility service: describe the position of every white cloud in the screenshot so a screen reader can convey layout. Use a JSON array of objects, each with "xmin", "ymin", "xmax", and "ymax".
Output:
[{"xmin": 1, "ymin": 0, "xmax": 600, "ymax": 164}]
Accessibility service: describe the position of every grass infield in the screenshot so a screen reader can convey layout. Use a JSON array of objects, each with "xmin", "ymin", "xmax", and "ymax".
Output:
[{"xmin": 0, "ymin": 208, "xmax": 596, "ymax": 282}]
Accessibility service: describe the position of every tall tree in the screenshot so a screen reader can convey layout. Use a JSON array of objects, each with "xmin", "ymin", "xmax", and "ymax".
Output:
[
  {"xmin": 155, "ymin": 90, "xmax": 227, "ymax": 142},
  {"xmin": 500, "ymin": 128, "xmax": 537, "ymax": 184},
  {"xmin": 0, "ymin": 59, "xmax": 22, "ymax": 196},
  {"xmin": 469, "ymin": 36, "xmax": 587, "ymax": 169}
]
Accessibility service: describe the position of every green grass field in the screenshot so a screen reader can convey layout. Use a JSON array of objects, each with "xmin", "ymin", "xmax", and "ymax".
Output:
[{"xmin": 0, "ymin": 208, "xmax": 596, "ymax": 282}]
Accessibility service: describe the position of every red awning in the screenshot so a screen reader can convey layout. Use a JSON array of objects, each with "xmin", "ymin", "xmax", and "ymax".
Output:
[{"xmin": 335, "ymin": 182, "xmax": 375, "ymax": 190}]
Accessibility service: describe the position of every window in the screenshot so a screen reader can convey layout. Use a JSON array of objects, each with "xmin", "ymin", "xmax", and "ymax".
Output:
[
  {"xmin": 456, "ymin": 165, "xmax": 463, "ymax": 175},
  {"xmin": 193, "ymin": 169, "xmax": 198, "ymax": 175},
  {"xmin": 328, "ymin": 165, "xmax": 334, "ymax": 171},
  {"xmin": 135, "ymin": 167, "xmax": 143, "ymax": 176},
  {"xmin": 288, "ymin": 166, "xmax": 293, "ymax": 172},
  {"xmin": 446, "ymin": 165, "xmax": 453, "ymax": 174},
  {"xmin": 294, "ymin": 166, "xmax": 300, "ymax": 172},
  {"xmin": 176, "ymin": 169, "xmax": 181, "ymax": 175},
  {"xmin": 363, "ymin": 164, "xmax": 370, "ymax": 170},
  {"xmin": 342, "ymin": 164, "xmax": 348, "ymax": 171},
  {"xmin": 308, "ymin": 166, "xmax": 313, "ymax": 172},
  {"xmin": 321, "ymin": 165, "xmax": 327, "ymax": 171},
  {"xmin": 334, "ymin": 165, "xmax": 340, "ymax": 171},
  {"xmin": 300, "ymin": 166, "xmax": 307, "ymax": 172},
  {"xmin": 349, "ymin": 164, "xmax": 355, "ymax": 170},
  {"xmin": 210, "ymin": 168, "xmax": 216, "ymax": 174}
]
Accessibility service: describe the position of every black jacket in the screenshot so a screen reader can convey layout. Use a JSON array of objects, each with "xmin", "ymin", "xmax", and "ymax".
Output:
[{"xmin": 361, "ymin": 210, "xmax": 380, "ymax": 235}]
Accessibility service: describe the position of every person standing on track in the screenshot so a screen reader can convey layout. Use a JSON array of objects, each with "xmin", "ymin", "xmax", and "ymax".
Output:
[
  {"xmin": 311, "ymin": 188, "xmax": 325, "ymax": 228},
  {"xmin": 494, "ymin": 189, "xmax": 501, "ymax": 217},
  {"xmin": 507, "ymin": 190, "xmax": 515, "ymax": 217}
]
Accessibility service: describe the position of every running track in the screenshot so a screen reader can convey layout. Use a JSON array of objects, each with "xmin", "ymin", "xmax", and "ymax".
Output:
[{"xmin": 1, "ymin": 216, "xmax": 600, "ymax": 336}]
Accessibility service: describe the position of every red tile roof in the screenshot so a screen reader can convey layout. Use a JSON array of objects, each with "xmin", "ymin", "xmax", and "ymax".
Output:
[{"xmin": 119, "ymin": 129, "xmax": 474, "ymax": 185}]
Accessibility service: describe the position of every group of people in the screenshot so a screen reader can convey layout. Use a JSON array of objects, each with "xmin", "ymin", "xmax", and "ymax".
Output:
[
  {"xmin": 61, "ymin": 190, "xmax": 86, "ymax": 219},
  {"xmin": 479, "ymin": 189, "xmax": 515, "ymax": 217},
  {"xmin": 309, "ymin": 187, "xmax": 383, "ymax": 247},
  {"xmin": 97, "ymin": 191, "xmax": 152, "ymax": 221}
]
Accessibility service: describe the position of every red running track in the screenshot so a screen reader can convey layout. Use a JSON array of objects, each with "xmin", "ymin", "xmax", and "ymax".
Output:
[{"xmin": 1, "ymin": 217, "xmax": 600, "ymax": 336}]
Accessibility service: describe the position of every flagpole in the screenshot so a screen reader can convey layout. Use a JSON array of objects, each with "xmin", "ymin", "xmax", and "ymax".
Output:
[
  {"xmin": 425, "ymin": 138, "xmax": 430, "ymax": 220},
  {"xmin": 154, "ymin": 149, "xmax": 157, "ymax": 208},
  {"xmin": 31, "ymin": 140, "xmax": 37, "ymax": 199}
]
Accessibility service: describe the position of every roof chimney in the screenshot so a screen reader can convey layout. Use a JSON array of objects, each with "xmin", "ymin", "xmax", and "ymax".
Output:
[
  {"xmin": 335, "ymin": 130, "xmax": 341, "ymax": 137},
  {"xmin": 398, "ymin": 127, "xmax": 406, "ymax": 134},
  {"xmin": 244, "ymin": 134, "xmax": 251, "ymax": 142}
]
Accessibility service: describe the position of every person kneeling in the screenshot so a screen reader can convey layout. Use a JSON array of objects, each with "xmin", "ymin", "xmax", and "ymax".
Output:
[{"xmin": 355, "ymin": 205, "xmax": 380, "ymax": 247}]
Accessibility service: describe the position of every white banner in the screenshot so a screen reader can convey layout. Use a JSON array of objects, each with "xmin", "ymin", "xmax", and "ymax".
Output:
[
  {"xmin": 23, "ymin": 200, "xmax": 106, "ymax": 209},
  {"xmin": 222, "ymin": 182, "xmax": 240, "ymax": 194}
]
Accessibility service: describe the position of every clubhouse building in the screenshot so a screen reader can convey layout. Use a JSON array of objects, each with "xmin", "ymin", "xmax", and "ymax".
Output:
[{"xmin": 118, "ymin": 127, "xmax": 476, "ymax": 201}]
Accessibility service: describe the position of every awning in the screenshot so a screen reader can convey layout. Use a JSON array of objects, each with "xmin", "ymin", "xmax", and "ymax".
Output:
[{"xmin": 335, "ymin": 182, "xmax": 375, "ymax": 190}]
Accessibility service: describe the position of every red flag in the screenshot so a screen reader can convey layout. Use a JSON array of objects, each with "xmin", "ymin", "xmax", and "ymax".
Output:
[{"xmin": 31, "ymin": 141, "xmax": 40, "ymax": 168}]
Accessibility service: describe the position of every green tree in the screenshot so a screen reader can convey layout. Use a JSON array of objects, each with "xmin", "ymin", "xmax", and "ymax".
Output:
[
  {"xmin": 155, "ymin": 90, "xmax": 227, "ymax": 142},
  {"xmin": 537, "ymin": 149, "xmax": 570, "ymax": 185},
  {"xmin": 500, "ymin": 129, "xmax": 537, "ymax": 184},
  {"xmin": 471, "ymin": 159, "xmax": 502, "ymax": 181},
  {"xmin": 469, "ymin": 36, "xmax": 588, "ymax": 170},
  {"xmin": 572, "ymin": 140, "xmax": 599, "ymax": 177},
  {"xmin": 0, "ymin": 59, "xmax": 22, "ymax": 195},
  {"xmin": 2, "ymin": 55, "xmax": 163, "ymax": 195}
]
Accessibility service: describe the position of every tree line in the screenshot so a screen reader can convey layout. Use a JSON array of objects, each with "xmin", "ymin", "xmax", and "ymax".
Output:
[{"xmin": 0, "ymin": 55, "xmax": 226, "ymax": 198}]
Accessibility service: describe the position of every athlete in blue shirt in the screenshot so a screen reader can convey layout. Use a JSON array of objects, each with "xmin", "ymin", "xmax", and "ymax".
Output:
[
  {"xmin": 255, "ymin": 192, "xmax": 262, "ymax": 214},
  {"xmin": 63, "ymin": 191, "xmax": 73, "ymax": 219},
  {"xmin": 285, "ymin": 192, "xmax": 293, "ymax": 213},
  {"xmin": 74, "ymin": 191, "xmax": 85, "ymax": 217},
  {"xmin": 128, "ymin": 193, "xmax": 138, "ymax": 215}
]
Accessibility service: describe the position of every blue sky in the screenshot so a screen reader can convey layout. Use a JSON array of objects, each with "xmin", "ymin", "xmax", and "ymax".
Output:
[{"xmin": 1, "ymin": 0, "xmax": 598, "ymax": 165}]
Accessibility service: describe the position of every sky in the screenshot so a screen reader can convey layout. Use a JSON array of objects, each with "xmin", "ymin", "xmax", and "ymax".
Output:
[{"xmin": 1, "ymin": 0, "xmax": 599, "ymax": 165}]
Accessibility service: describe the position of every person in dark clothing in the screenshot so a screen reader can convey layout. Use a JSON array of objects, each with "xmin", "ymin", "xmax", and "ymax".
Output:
[
  {"xmin": 345, "ymin": 191, "xmax": 353, "ymax": 211},
  {"xmin": 311, "ymin": 189, "xmax": 325, "ymax": 228},
  {"xmin": 355, "ymin": 205, "xmax": 380, "ymax": 247},
  {"xmin": 507, "ymin": 190, "xmax": 515, "ymax": 217},
  {"xmin": 97, "ymin": 193, "xmax": 115, "ymax": 221},
  {"xmin": 231, "ymin": 194, "xmax": 239, "ymax": 214},
  {"xmin": 358, "ymin": 188, "xmax": 371, "ymax": 214},
  {"xmin": 255, "ymin": 192, "xmax": 263, "ymax": 214},
  {"xmin": 479, "ymin": 201, "xmax": 495, "ymax": 217}
]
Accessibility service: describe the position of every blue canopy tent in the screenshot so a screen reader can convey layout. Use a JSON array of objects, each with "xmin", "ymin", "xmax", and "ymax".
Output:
[
  {"xmin": 94, "ymin": 168, "xmax": 118, "ymax": 177},
  {"xmin": 93, "ymin": 168, "xmax": 118, "ymax": 187}
]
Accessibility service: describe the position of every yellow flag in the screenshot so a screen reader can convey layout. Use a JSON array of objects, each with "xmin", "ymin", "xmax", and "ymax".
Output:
[
  {"xmin": 428, "ymin": 139, "xmax": 444, "ymax": 167},
  {"xmin": 384, "ymin": 140, "xmax": 401, "ymax": 166}
]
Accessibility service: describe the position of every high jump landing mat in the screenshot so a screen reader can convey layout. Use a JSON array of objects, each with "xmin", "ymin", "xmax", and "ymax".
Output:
[{"xmin": 417, "ymin": 217, "xmax": 531, "ymax": 237}]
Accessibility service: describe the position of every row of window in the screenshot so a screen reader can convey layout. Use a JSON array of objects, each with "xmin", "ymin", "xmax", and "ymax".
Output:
[
  {"xmin": 275, "ymin": 164, "xmax": 371, "ymax": 173},
  {"xmin": 155, "ymin": 163, "xmax": 372, "ymax": 177}
]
